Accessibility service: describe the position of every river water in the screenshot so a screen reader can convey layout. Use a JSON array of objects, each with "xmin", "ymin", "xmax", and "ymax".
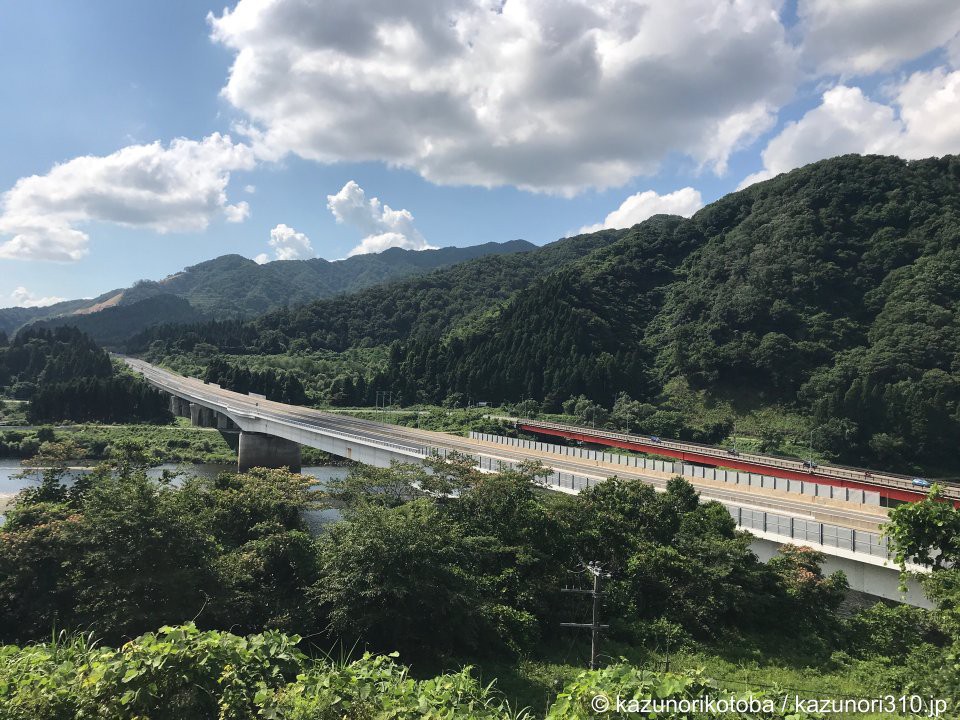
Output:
[{"xmin": 0, "ymin": 459, "xmax": 349, "ymax": 529}]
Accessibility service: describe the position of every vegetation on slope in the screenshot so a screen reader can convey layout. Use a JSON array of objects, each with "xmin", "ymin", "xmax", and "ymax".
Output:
[
  {"xmin": 129, "ymin": 228, "xmax": 627, "ymax": 357},
  {"xmin": 130, "ymin": 154, "xmax": 960, "ymax": 474},
  {"xmin": 26, "ymin": 294, "xmax": 204, "ymax": 349},
  {"xmin": 0, "ymin": 242, "xmax": 538, "ymax": 342},
  {"xmin": 0, "ymin": 327, "xmax": 170, "ymax": 424}
]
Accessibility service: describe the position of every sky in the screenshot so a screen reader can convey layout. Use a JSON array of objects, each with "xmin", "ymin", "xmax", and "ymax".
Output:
[{"xmin": 2, "ymin": 0, "xmax": 960, "ymax": 306}]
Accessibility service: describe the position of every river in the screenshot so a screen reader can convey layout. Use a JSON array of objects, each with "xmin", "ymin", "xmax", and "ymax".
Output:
[{"xmin": 0, "ymin": 459, "xmax": 349, "ymax": 529}]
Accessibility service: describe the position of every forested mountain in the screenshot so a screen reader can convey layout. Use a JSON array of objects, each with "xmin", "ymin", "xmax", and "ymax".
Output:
[
  {"xmin": 129, "ymin": 228, "xmax": 626, "ymax": 355},
  {"xmin": 124, "ymin": 240, "xmax": 537, "ymax": 316},
  {"xmin": 0, "ymin": 299, "xmax": 100, "ymax": 338},
  {"xmin": 0, "ymin": 326, "xmax": 169, "ymax": 422},
  {"xmin": 0, "ymin": 240, "xmax": 536, "ymax": 337},
  {"xmin": 132, "ymin": 154, "xmax": 960, "ymax": 473},
  {"xmin": 27, "ymin": 295, "xmax": 204, "ymax": 349}
]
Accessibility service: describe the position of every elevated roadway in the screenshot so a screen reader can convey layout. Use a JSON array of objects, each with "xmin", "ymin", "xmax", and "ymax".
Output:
[{"xmin": 124, "ymin": 358, "xmax": 930, "ymax": 606}]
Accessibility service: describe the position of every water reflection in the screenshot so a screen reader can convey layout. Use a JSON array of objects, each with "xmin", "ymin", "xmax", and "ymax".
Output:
[{"xmin": 0, "ymin": 459, "xmax": 349, "ymax": 530}]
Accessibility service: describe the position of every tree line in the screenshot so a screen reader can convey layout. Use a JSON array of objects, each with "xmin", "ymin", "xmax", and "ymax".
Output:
[
  {"xmin": 203, "ymin": 355, "xmax": 307, "ymax": 405},
  {"xmin": 0, "ymin": 326, "xmax": 171, "ymax": 424}
]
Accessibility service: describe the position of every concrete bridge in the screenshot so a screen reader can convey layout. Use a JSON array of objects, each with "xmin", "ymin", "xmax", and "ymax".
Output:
[{"xmin": 126, "ymin": 358, "xmax": 931, "ymax": 607}]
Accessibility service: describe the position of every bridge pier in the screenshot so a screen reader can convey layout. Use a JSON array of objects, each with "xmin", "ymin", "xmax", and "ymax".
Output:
[
  {"xmin": 189, "ymin": 403, "xmax": 218, "ymax": 427},
  {"xmin": 238, "ymin": 431, "xmax": 301, "ymax": 474},
  {"xmin": 169, "ymin": 396, "xmax": 190, "ymax": 418}
]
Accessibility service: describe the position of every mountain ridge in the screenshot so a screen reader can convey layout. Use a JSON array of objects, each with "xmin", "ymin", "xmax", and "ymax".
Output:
[{"xmin": 0, "ymin": 240, "xmax": 536, "ymax": 339}]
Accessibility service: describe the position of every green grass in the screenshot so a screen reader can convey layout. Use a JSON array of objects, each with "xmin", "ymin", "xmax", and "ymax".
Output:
[
  {"xmin": 0, "ymin": 399, "xmax": 28, "ymax": 426},
  {"xmin": 325, "ymin": 404, "xmax": 520, "ymax": 436}
]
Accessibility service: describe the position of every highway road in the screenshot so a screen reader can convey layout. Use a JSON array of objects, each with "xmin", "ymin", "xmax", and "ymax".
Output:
[{"xmin": 125, "ymin": 358, "xmax": 890, "ymax": 534}]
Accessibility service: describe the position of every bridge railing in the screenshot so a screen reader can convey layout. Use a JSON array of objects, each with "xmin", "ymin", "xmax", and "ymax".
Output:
[
  {"xmin": 446, "ymin": 444, "xmax": 894, "ymax": 560},
  {"xmin": 254, "ymin": 410, "xmax": 429, "ymax": 457},
  {"xmin": 137, "ymin": 368, "xmax": 430, "ymax": 457},
  {"xmin": 515, "ymin": 418, "xmax": 958, "ymax": 500}
]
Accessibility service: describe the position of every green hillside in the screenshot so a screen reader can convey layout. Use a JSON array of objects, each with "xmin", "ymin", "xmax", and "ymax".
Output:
[
  {"xmin": 0, "ymin": 240, "xmax": 536, "ymax": 338},
  {"xmin": 130, "ymin": 228, "xmax": 625, "ymax": 354},
  {"xmin": 132, "ymin": 240, "xmax": 538, "ymax": 316},
  {"xmin": 27, "ymin": 294, "xmax": 204, "ymax": 349},
  {"xmin": 131, "ymin": 154, "xmax": 960, "ymax": 473}
]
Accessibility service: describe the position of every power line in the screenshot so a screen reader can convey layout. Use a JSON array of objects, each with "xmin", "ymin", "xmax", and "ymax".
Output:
[{"xmin": 560, "ymin": 561, "xmax": 610, "ymax": 670}]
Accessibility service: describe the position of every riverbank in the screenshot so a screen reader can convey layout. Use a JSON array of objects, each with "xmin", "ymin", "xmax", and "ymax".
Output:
[{"xmin": 0, "ymin": 420, "xmax": 351, "ymax": 466}]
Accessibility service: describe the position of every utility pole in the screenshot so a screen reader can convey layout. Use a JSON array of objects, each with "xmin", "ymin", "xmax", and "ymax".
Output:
[
  {"xmin": 375, "ymin": 390, "xmax": 394, "ymax": 423},
  {"xmin": 561, "ymin": 562, "xmax": 610, "ymax": 670}
]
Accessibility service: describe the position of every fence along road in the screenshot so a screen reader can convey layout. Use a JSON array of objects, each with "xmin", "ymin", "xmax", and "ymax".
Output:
[{"xmin": 125, "ymin": 358, "xmax": 929, "ymax": 605}]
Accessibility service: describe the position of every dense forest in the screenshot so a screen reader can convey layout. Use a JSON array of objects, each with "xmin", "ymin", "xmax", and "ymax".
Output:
[
  {"xmin": 130, "ymin": 228, "xmax": 625, "ymax": 356},
  {"xmin": 0, "ymin": 326, "xmax": 170, "ymax": 423},
  {"xmin": 132, "ymin": 155, "xmax": 960, "ymax": 474},
  {"xmin": 1, "ymin": 452, "xmax": 957, "ymax": 715},
  {"xmin": 203, "ymin": 355, "xmax": 307, "ymax": 404}
]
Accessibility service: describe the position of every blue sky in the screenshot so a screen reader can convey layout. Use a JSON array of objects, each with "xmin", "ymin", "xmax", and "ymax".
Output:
[{"xmin": 2, "ymin": 0, "xmax": 960, "ymax": 305}]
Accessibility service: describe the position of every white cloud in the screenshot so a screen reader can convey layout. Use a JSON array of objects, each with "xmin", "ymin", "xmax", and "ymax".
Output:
[
  {"xmin": 224, "ymin": 200, "xmax": 251, "ymax": 222},
  {"xmin": 740, "ymin": 68, "xmax": 960, "ymax": 189},
  {"xmin": 253, "ymin": 252, "xmax": 269, "ymax": 264},
  {"xmin": 799, "ymin": 0, "xmax": 960, "ymax": 76},
  {"xmin": 264, "ymin": 223, "xmax": 314, "ymax": 261},
  {"xmin": 894, "ymin": 67, "xmax": 960, "ymax": 157},
  {"xmin": 0, "ymin": 133, "xmax": 255, "ymax": 262},
  {"xmin": 580, "ymin": 187, "xmax": 703, "ymax": 233},
  {"xmin": 327, "ymin": 181, "xmax": 435, "ymax": 257},
  {"xmin": 210, "ymin": 0, "xmax": 796, "ymax": 194},
  {"xmin": 9, "ymin": 286, "xmax": 65, "ymax": 308},
  {"xmin": 244, "ymin": 184, "xmax": 256, "ymax": 194}
]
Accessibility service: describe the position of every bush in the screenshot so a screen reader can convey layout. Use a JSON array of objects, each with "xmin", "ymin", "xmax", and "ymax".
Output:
[
  {"xmin": 845, "ymin": 603, "xmax": 943, "ymax": 660},
  {"xmin": 0, "ymin": 625, "xmax": 528, "ymax": 720}
]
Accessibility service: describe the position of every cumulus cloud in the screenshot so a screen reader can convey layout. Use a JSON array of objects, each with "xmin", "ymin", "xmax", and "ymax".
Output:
[
  {"xmin": 0, "ymin": 133, "xmax": 255, "ymax": 262},
  {"xmin": 209, "ymin": 0, "xmax": 796, "ymax": 194},
  {"xmin": 740, "ymin": 68, "xmax": 960, "ymax": 188},
  {"xmin": 9, "ymin": 286, "xmax": 65, "ymax": 308},
  {"xmin": 580, "ymin": 187, "xmax": 703, "ymax": 233},
  {"xmin": 264, "ymin": 223, "xmax": 314, "ymax": 261},
  {"xmin": 799, "ymin": 0, "xmax": 960, "ymax": 76},
  {"xmin": 224, "ymin": 201, "xmax": 251, "ymax": 222},
  {"xmin": 327, "ymin": 181, "xmax": 435, "ymax": 257}
]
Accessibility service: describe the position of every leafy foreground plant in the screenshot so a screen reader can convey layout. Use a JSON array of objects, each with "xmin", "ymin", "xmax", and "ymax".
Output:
[
  {"xmin": 547, "ymin": 664, "xmax": 827, "ymax": 719},
  {"xmin": 0, "ymin": 624, "xmax": 825, "ymax": 719},
  {"xmin": 0, "ymin": 624, "xmax": 522, "ymax": 720}
]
